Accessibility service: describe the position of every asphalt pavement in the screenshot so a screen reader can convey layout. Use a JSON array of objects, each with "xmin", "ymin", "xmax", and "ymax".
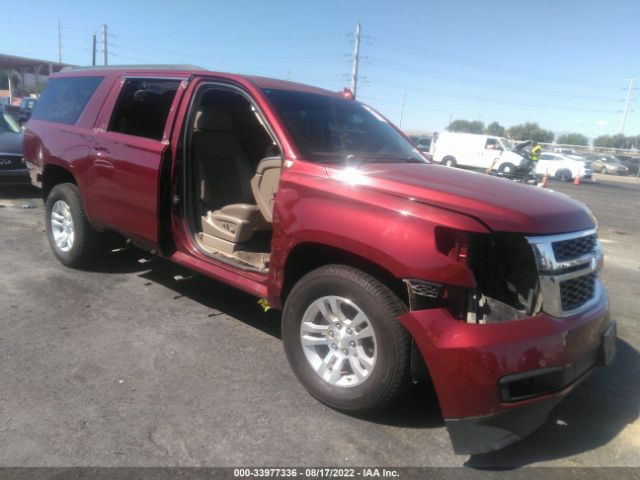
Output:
[{"xmin": 0, "ymin": 178, "xmax": 638, "ymax": 470}]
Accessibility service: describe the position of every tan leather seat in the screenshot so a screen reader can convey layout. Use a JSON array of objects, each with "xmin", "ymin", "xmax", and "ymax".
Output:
[
  {"xmin": 251, "ymin": 157, "xmax": 282, "ymax": 223},
  {"xmin": 192, "ymin": 109, "xmax": 267, "ymax": 252}
]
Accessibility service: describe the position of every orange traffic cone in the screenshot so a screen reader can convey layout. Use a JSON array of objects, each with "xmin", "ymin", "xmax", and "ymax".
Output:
[
  {"xmin": 539, "ymin": 170, "xmax": 549, "ymax": 188},
  {"xmin": 573, "ymin": 170, "xmax": 581, "ymax": 185}
]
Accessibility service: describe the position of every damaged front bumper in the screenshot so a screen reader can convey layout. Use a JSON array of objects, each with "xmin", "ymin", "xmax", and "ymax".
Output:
[{"xmin": 398, "ymin": 289, "xmax": 614, "ymax": 455}]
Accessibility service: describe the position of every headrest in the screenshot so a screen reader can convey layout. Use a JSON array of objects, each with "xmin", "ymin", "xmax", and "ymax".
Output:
[{"xmin": 194, "ymin": 109, "xmax": 232, "ymax": 132}]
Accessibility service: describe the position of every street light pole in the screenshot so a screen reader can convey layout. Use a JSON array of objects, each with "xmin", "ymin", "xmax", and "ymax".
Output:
[
  {"xmin": 102, "ymin": 24, "xmax": 108, "ymax": 66},
  {"xmin": 57, "ymin": 18, "xmax": 62, "ymax": 63},
  {"xmin": 350, "ymin": 22, "xmax": 361, "ymax": 99},
  {"xmin": 621, "ymin": 78, "xmax": 635, "ymax": 134}
]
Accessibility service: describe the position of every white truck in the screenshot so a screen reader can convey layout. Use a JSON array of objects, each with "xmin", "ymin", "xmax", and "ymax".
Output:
[{"xmin": 430, "ymin": 132, "xmax": 526, "ymax": 173}]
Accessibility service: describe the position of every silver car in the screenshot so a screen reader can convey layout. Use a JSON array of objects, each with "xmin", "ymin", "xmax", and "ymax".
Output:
[{"xmin": 585, "ymin": 155, "xmax": 629, "ymax": 175}]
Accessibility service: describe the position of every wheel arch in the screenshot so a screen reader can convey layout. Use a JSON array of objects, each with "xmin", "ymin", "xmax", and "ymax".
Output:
[
  {"xmin": 280, "ymin": 243, "xmax": 432, "ymax": 385},
  {"xmin": 281, "ymin": 242, "xmax": 409, "ymax": 309},
  {"xmin": 555, "ymin": 168, "xmax": 573, "ymax": 181},
  {"xmin": 42, "ymin": 164, "xmax": 77, "ymax": 200}
]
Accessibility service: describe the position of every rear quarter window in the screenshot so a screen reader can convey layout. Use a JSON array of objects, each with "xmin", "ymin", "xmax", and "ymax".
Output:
[{"xmin": 31, "ymin": 76, "xmax": 104, "ymax": 125}]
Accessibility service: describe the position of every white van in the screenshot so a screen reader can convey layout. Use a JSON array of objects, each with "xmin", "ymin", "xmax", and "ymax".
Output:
[{"xmin": 430, "ymin": 132, "xmax": 526, "ymax": 172}]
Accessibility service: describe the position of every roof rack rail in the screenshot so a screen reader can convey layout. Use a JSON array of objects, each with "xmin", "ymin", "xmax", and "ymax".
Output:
[{"xmin": 59, "ymin": 64, "xmax": 205, "ymax": 72}]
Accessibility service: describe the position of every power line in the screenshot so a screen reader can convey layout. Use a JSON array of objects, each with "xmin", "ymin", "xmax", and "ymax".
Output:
[
  {"xmin": 365, "ymin": 56, "xmax": 619, "ymax": 102},
  {"xmin": 366, "ymin": 77, "xmax": 618, "ymax": 114},
  {"xmin": 367, "ymin": 36, "xmax": 619, "ymax": 90}
]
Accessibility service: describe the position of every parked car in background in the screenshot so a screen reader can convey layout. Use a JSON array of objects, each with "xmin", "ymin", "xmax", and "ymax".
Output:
[
  {"xmin": 0, "ymin": 107, "xmax": 28, "ymax": 185},
  {"xmin": 585, "ymin": 155, "xmax": 629, "ymax": 175},
  {"xmin": 18, "ymin": 97, "xmax": 38, "ymax": 124},
  {"xmin": 552, "ymin": 147, "xmax": 578, "ymax": 155},
  {"xmin": 614, "ymin": 155, "xmax": 640, "ymax": 176},
  {"xmin": 430, "ymin": 131, "xmax": 526, "ymax": 172},
  {"xmin": 536, "ymin": 152, "xmax": 592, "ymax": 181}
]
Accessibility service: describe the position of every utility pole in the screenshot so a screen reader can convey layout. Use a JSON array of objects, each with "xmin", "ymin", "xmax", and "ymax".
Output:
[
  {"xmin": 350, "ymin": 22, "xmax": 361, "ymax": 99},
  {"xmin": 92, "ymin": 34, "xmax": 97, "ymax": 66},
  {"xmin": 102, "ymin": 24, "xmax": 108, "ymax": 66},
  {"xmin": 399, "ymin": 93, "xmax": 406, "ymax": 129},
  {"xmin": 621, "ymin": 78, "xmax": 637, "ymax": 134},
  {"xmin": 285, "ymin": 66, "xmax": 290, "ymax": 81},
  {"xmin": 448, "ymin": 114, "xmax": 452, "ymax": 128},
  {"xmin": 57, "ymin": 18, "xmax": 62, "ymax": 63}
]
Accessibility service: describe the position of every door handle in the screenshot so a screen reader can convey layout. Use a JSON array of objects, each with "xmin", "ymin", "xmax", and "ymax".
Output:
[
  {"xmin": 93, "ymin": 159, "xmax": 114, "ymax": 168},
  {"xmin": 93, "ymin": 145, "xmax": 110, "ymax": 153}
]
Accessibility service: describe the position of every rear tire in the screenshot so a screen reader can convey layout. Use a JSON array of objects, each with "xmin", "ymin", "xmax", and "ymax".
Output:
[
  {"xmin": 442, "ymin": 156, "xmax": 457, "ymax": 167},
  {"xmin": 282, "ymin": 265, "xmax": 411, "ymax": 415},
  {"xmin": 45, "ymin": 183, "xmax": 104, "ymax": 268},
  {"xmin": 555, "ymin": 169, "xmax": 573, "ymax": 182}
]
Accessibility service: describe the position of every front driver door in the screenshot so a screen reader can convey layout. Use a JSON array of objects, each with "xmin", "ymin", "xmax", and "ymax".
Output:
[{"xmin": 482, "ymin": 137, "xmax": 503, "ymax": 169}]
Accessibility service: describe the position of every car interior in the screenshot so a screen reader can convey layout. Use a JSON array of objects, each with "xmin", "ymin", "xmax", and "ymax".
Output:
[{"xmin": 185, "ymin": 86, "xmax": 282, "ymax": 271}]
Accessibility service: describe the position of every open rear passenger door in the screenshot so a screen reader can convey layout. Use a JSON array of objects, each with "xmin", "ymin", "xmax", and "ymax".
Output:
[{"xmin": 87, "ymin": 75, "xmax": 189, "ymax": 251}]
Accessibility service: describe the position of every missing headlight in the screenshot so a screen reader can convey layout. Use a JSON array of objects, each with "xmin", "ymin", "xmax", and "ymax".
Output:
[{"xmin": 466, "ymin": 233, "xmax": 542, "ymax": 324}]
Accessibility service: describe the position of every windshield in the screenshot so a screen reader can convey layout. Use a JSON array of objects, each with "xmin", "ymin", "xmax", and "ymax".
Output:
[
  {"xmin": 499, "ymin": 139, "xmax": 514, "ymax": 151},
  {"xmin": 263, "ymin": 88, "xmax": 425, "ymax": 164},
  {"xmin": 0, "ymin": 111, "xmax": 21, "ymax": 133}
]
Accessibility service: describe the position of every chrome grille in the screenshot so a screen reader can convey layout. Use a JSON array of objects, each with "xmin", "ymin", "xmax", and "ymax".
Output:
[
  {"xmin": 552, "ymin": 234, "xmax": 597, "ymax": 261},
  {"xmin": 404, "ymin": 279, "xmax": 441, "ymax": 298},
  {"xmin": 559, "ymin": 273, "xmax": 597, "ymax": 311},
  {"xmin": 0, "ymin": 154, "xmax": 23, "ymax": 171},
  {"xmin": 527, "ymin": 229, "xmax": 602, "ymax": 317}
]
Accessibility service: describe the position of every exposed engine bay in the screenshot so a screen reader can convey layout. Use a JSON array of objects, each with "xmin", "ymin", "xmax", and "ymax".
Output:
[{"xmin": 465, "ymin": 233, "xmax": 541, "ymax": 323}]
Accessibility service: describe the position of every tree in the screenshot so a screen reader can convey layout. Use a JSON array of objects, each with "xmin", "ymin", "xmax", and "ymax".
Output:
[
  {"xmin": 507, "ymin": 122, "xmax": 554, "ymax": 143},
  {"xmin": 594, "ymin": 135, "xmax": 612, "ymax": 148},
  {"xmin": 447, "ymin": 119, "xmax": 485, "ymax": 134},
  {"xmin": 557, "ymin": 133, "xmax": 589, "ymax": 146},
  {"xmin": 485, "ymin": 121, "xmax": 505, "ymax": 136},
  {"xmin": 594, "ymin": 134, "xmax": 632, "ymax": 149}
]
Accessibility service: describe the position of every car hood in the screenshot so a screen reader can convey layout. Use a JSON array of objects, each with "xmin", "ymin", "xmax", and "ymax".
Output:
[
  {"xmin": 328, "ymin": 163, "xmax": 595, "ymax": 234},
  {"xmin": 0, "ymin": 132, "xmax": 24, "ymax": 155},
  {"xmin": 511, "ymin": 139, "xmax": 532, "ymax": 154}
]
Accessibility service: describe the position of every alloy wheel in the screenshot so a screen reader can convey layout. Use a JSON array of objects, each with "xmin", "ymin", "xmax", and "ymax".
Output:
[
  {"xmin": 51, "ymin": 200, "xmax": 75, "ymax": 253},
  {"xmin": 299, "ymin": 295, "xmax": 377, "ymax": 388}
]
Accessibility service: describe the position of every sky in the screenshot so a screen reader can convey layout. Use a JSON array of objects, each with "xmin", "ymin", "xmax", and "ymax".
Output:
[{"xmin": 1, "ymin": 0, "xmax": 639, "ymax": 139}]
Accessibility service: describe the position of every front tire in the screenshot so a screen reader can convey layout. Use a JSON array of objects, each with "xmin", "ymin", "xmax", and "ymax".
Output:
[
  {"xmin": 282, "ymin": 265, "xmax": 411, "ymax": 414},
  {"xmin": 498, "ymin": 162, "xmax": 516, "ymax": 175},
  {"xmin": 442, "ymin": 156, "xmax": 457, "ymax": 167},
  {"xmin": 45, "ymin": 183, "xmax": 103, "ymax": 268}
]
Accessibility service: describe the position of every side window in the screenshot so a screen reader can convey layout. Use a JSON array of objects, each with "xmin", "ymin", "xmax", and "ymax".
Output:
[
  {"xmin": 30, "ymin": 76, "xmax": 104, "ymax": 125},
  {"xmin": 485, "ymin": 138, "xmax": 499, "ymax": 150},
  {"xmin": 109, "ymin": 78, "xmax": 180, "ymax": 140}
]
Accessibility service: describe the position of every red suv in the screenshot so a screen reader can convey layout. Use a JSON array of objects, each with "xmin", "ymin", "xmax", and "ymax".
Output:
[{"xmin": 24, "ymin": 66, "xmax": 615, "ymax": 454}]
